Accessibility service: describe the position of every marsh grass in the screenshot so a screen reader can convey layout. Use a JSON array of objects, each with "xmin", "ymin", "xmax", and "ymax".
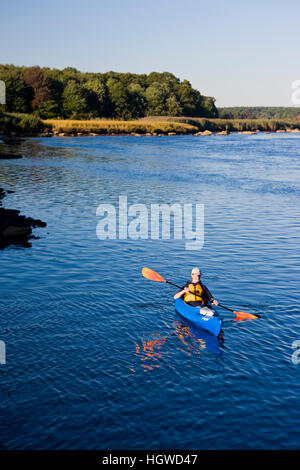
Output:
[
  {"xmin": 43, "ymin": 119, "xmax": 198, "ymax": 134},
  {"xmin": 1, "ymin": 113, "xmax": 299, "ymax": 136},
  {"xmin": 141, "ymin": 116, "xmax": 300, "ymax": 132}
]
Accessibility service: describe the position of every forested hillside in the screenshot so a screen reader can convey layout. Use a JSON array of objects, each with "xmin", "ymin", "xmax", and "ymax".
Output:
[{"xmin": 0, "ymin": 65, "xmax": 218, "ymax": 119}]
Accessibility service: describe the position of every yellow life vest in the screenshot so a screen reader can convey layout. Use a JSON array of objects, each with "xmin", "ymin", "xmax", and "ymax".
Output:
[{"xmin": 184, "ymin": 283, "xmax": 203, "ymax": 303}]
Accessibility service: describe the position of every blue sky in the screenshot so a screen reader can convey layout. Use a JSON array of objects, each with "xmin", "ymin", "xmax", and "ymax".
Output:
[{"xmin": 1, "ymin": 0, "xmax": 299, "ymax": 106}]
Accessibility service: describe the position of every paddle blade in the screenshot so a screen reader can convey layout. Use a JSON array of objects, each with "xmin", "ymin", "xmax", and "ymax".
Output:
[
  {"xmin": 233, "ymin": 310, "xmax": 260, "ymax": 320},
  {"xmin": 142, "ymin": 267, "xmax": 166, "ymax": 283}
]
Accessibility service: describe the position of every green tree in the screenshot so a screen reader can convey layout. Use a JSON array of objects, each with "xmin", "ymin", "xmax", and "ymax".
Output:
[
  {"xmin": 177, "ymin": 80, "xmax": 202, "ymax": 116},
  {"xmin": 107, "ymin": 79, "xmax": 132, "ymax": 119},
  {"xmin": 127, "ymin": 83, "xmax": 146, "ymax": 118},
  {"xmin": 145, "ymin": 82, "xmax": 169, "ymax": 115},
  {"xmin": 61, "ymin": 67, "xmax": 79, "ymax": 82},
  {"xmin": 201, "ymin": 96, "xmax": 218, "ymax": 118},
  {"xmin": 84, "ymin": 78, "xmax": 111, "ymax": 117},
  {"xmin": 166, "ymin": 94, "xmax": 183, "ymax": 116},
  {"xmin": 62, "ymin": 80, "xmax": 89, "ymax": 118},
  {"xmin": 0, "ymin": 64, "xmax": 221, "ymax": 119},
  {"xmin": 0, "ymin": 69, "xmax": 30, "ymax": 112},
  {"xmin": 37, "ymin": 100, "xmax": 60, "ymax": 118}
]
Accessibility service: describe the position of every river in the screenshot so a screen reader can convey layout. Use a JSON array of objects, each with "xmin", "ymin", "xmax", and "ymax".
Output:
[{"xmin": 0, "ymin": 133, "xmax": 299, "ymax": 449}]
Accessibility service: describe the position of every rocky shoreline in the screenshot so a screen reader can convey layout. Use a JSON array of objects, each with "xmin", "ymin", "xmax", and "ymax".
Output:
[
  {"xmin": 0, "ymin": 188, "xmax": 47, "ymax": 248},
  {"xmin": 38, "ymin": 128, "xmax": 300, "ymax": 137}
]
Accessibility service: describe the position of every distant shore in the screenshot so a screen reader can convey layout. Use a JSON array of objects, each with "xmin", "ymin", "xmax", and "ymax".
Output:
[{"xmin": 1, "ymin": 113, "xmax": 300, "ymax": 137}]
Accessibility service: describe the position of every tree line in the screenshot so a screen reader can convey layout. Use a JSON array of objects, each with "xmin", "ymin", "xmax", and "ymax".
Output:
[
  {"xmin": 0, "ymin": 65, "xmax": 218, "ymax": 120},
  {"xmin": 219, "ymin": 106, "xmax": 300, "ymax": 120}
]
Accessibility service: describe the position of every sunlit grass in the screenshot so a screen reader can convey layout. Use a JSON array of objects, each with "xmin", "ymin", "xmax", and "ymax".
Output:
[
  {"xmin": 1, "ymin": 113, "xmax": 299, "ymax": 135},
  {"xmin": 141, "ymin": 116, "xmax": 300, "ymax": 132},
  {"xmin": 43, "ymin": 119, "xmax": 198, "ymax": 134}
]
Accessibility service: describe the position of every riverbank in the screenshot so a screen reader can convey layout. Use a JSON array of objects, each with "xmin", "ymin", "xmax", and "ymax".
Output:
[
  {"xmin": 42, "ymin": 119, "xmax": 198, "ymax": 136},
  {"xmin": 1, "ymin": 112, "xmax": 300, "ymax": 137},
  {"xmin": 140, "ymin": 116, "xmax": 300, "ymax": 133},
  {"xmin": 0, "ymin": 112, "xmax": 45, "ymax": 135},
  {"xmin": 42, "ymin": 117, "xmax": 300, "ymax": 137},
  {"xmin": 42, "ymin": 117, "xmax": 300, "ymax": 136}
]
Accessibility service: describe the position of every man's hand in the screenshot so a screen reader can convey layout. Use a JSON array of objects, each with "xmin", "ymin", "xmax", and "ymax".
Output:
[
  {"xmin": 174, "ymin": 287, "xmax": 189, "ymax": 300},
  {"xmin": 211, "ymin": 299, "xmax": 218, "ymax": 306}
]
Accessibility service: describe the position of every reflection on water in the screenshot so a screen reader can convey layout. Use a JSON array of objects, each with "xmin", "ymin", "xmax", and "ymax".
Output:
[
  {"xmin": 133, "ymin": 322, "xmax": 223, "ymax": 373},
  {"xmin": 173, "ymin": 320, "xmax": 224, "ymax": 357},
  {"xmin": 132, "ymin": 333, "xmax": 168, "ymax": 372}
]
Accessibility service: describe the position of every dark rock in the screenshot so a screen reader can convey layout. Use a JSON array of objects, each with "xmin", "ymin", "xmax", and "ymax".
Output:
[
  {"xmin": 0, "ymin": 136, "xmax": 25, "ymax": 145},
  {"xmin": 0, "ymin": 153, "xmax": 23, "ymax": 159},
  {"xmin": 0, "ymin": 188, "xmax": 47, "ymax": 248}
]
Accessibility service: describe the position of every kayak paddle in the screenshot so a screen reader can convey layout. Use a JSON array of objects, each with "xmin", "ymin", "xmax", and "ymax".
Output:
[
  {"xmin": 142, "ymin": 267, "xmax": 188, "ymax": 291},
  {"xmin": 217, "ymin": 303, "xmax": 260, "ymax": 320},
  {"xmin": 142, "ymin": 267, "xmax": 260, "ymax": 320}
]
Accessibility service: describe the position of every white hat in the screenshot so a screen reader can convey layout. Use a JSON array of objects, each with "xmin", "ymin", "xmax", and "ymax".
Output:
[{"xmin": 191, "ymin": 267, "xmax": 201, "ymax": 275}]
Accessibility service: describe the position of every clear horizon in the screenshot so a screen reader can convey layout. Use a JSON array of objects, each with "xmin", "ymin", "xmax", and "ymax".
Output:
[{"xmin": 1, "ymin": 0, "xmax": 299, "ymax": 107}]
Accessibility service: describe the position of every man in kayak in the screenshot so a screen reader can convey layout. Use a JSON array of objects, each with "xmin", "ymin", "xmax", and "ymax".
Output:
[{"xmin": 173, "ymin": 267, "xmax": 219, "ymax": 307}]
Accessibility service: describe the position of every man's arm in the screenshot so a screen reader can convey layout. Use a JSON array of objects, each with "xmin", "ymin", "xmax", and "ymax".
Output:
[
  {"xmin": 202, "ymin": 284, "xmax": 218, "ymax": 305},
  {"xmin": 174, "ymin": 284, "xmax": 189, "ymax": 300}
]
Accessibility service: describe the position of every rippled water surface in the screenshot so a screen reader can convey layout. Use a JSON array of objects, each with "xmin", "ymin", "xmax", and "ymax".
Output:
[{"xmin": 0, "ymin": 133, "xmax": 299, "ymax": 449}]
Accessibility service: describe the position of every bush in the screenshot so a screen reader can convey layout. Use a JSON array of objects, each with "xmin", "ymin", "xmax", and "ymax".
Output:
[{"xmin": 0, "ymin": 112, "xmax": 45, "ymax": 134}]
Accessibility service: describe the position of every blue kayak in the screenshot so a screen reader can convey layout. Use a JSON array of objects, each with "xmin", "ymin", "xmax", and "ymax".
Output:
[{"xmin": 175, "ymin": 298, "xmax": 222, "ymax": 336}]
